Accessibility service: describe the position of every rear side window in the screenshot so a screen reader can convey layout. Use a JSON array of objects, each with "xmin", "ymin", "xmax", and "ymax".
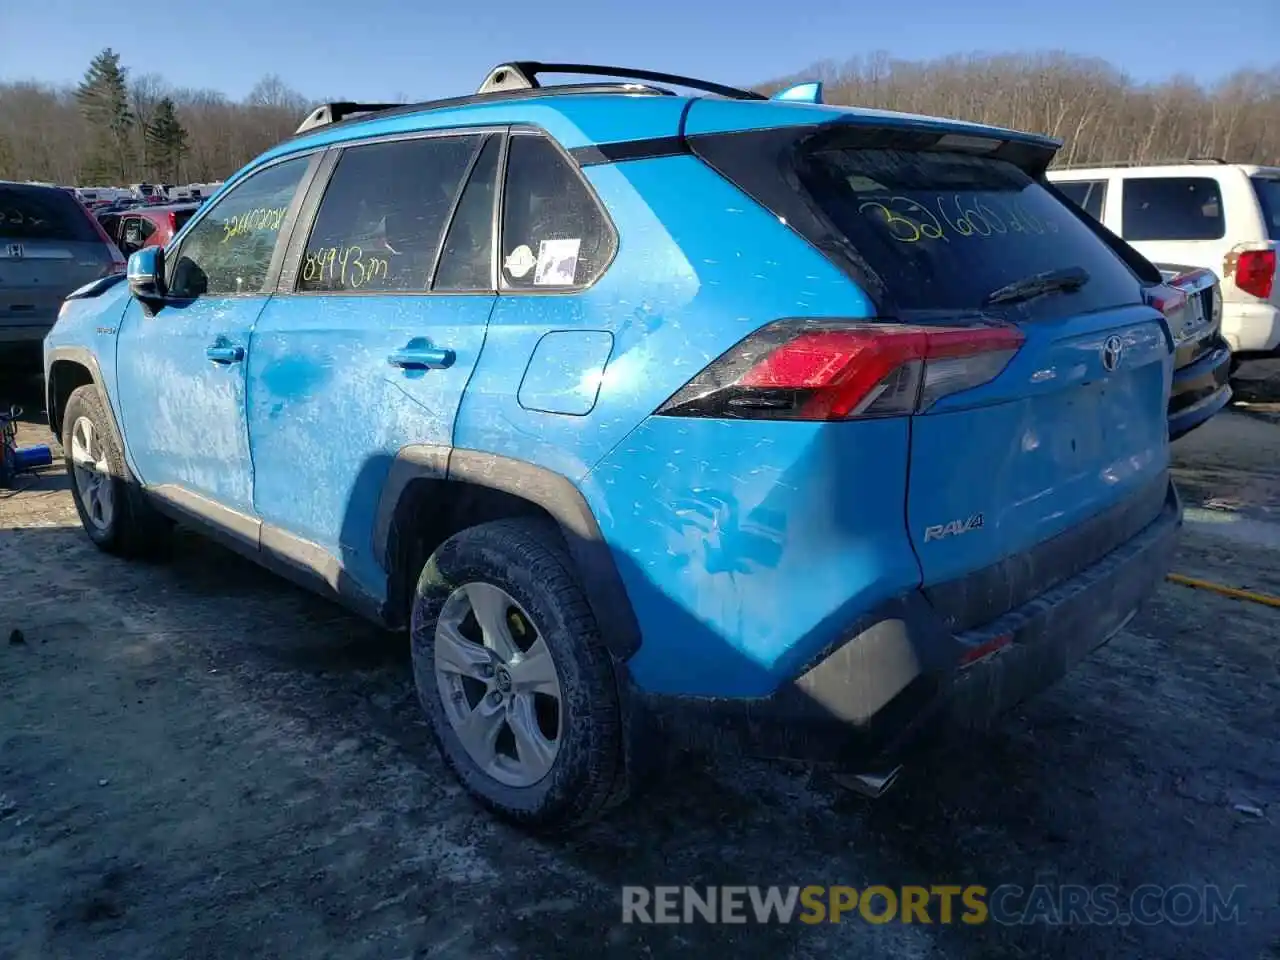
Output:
[
  {"xmin": 1251, "ymin": 177, "xmax": 1280, "ymax": 239},
  {"xmin": 791, "ymin": 148, "xmax": 1142, "ymax": 318},
  {"xmin": 123, "ymin": 216, "xmax": 155, "ymax": 247},
  {"xmin": 298, "ymin": 134, "xmax": 480, "ymax": 293},
  {"xmin": 1055, "ymin": 179, "xmax": 1106, "ymax": 221},
  {"xmin": 500, "ymin": 134, "xmax": 614, "ymax": 290},
  {"xmin": 98, "ymin": 213, "xmax": 121, "ymax": 241},
  {"xmin": 1121, "ymin": 177, "xmax": 1225, "ymax": 241},
  {"xmin": 0, "ymin": 186, "xmax": 99, "ymax": 242},
  {"xmin": 434, "ymin": 135, "xmax": 500, "ymax": 291}
]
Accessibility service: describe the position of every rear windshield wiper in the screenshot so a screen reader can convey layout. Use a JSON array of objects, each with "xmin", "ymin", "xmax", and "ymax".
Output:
[{"xmin": 982, "ymin": 266, "xmax": 1091, "ymax": 307}]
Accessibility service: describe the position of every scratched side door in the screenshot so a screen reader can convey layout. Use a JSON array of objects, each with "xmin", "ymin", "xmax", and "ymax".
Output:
[
  {"xmin": 247, "ymin": 130, "xmax": 502, "ymax": 591},
  {"xmin": 114, "ymin": 153, "xmax": 315, "ymax": 516}
]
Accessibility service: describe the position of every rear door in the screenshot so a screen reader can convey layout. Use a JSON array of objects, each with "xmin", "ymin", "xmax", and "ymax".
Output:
[
  {"xmin": 0, "ymin": 184, "xmax": 117, "ymax": 344},
  {"xmin": 247, "ymin": 130, "xmax": 500, "ymax": 585},
  {"xmin": 778, "ymin": 142, "xmax": 1173, "ymax": 602}
]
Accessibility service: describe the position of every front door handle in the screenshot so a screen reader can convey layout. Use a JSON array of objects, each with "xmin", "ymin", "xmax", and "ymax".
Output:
[
  {"xmin": 388, "ymin": 344, "xmax": 454, "ymax": 370},
  {"xmin": 206, "ymin": 343, "xmax": 245, "ymax": 364}
]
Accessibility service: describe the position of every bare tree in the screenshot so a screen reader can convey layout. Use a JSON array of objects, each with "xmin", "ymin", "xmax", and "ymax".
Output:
[{"xmin": 3, "ymin": 51, "xmax": 1279, "ymax": 185}]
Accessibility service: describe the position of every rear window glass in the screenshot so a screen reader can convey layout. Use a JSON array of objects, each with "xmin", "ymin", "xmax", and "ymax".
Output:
[
  {"xmin": 1121, "ymin": 177, "xmax": 1225, "ymax": 241},
  {"xmin": 0, "ymin": 186, "xmax": 99, "ymax": 242},
  {"xmin": 172, "ymin": 209, "xmax": 195, "ymax": 233},
  {"xmin": 1251, "ymin": 177, "xmax": 1280, "ymax": 239},
  {"xmin": 794, "ymin": 149, "xmax": 1142, "ymax": 318}
]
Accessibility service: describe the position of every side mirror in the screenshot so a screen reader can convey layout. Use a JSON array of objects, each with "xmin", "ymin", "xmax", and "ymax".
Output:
[{"xmin": 127, "ymin": 246, "xmax": 165, "ymax": 301}]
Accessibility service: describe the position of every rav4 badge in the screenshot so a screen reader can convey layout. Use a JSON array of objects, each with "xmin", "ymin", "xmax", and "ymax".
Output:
[{"xmin": 923, "ymin": 514, "xmax": 985, "ymax": 542}]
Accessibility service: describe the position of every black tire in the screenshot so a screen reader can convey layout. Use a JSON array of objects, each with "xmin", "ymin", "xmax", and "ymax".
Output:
[
  {"xmin": 411, "ymin": 518, "xmax": 623, "ymax": 831},
  {"xmin": 62, "ymin": 385, "xmax": 171, "ymax": 558}
]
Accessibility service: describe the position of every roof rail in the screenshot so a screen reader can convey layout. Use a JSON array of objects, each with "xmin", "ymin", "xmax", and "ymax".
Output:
[
  {"xmin": 476, "ymin": 61, "xmax": 766, "ymax": 101},
  {"xmin": 295, "ymin": 101, "xmax": 404, "ymax": 135},
  {"xmin": 1051, "ymin": 156, "xmax": 1229, "ymax": 171},
  {"xmin": 290, "ymin": 63, "xmax": 764, "ymax": 138}
]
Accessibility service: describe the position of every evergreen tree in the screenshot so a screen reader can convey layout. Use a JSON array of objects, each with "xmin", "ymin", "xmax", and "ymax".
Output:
[
  {"xmin": 75, "ymin": 49, "xmax": 134, "ymax": 183},
  {"xmin": 145, "ymin": 97, "xmax": 188, "ymax": 182}
]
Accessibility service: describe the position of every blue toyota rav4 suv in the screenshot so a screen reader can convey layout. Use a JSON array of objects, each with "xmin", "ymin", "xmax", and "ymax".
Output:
[{"xmin": 45, "ymin": 62, "xmax": 1182, "ymax": 830}]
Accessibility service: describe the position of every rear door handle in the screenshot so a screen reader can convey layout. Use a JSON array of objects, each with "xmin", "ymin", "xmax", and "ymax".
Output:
[
  {"xmin": 388, "ymin": 345, "xmax": 454, "ymax": 370},
  {"xmin": 206, "ymin": 343, "xmax": 245, "ymax": 364}
]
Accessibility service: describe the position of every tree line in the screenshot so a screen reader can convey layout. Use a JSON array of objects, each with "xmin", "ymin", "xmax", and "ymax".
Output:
[
  {"xmin": 770, "ymin": 52, "xmax": 1280, "ymax": 168},
  {"xmin": 1, "ymin": 48, "xmax": 1278, "ymax": 187},
  {"xmin": 0, "ymin": 48, "xmax": 313, "ymax": 186}
]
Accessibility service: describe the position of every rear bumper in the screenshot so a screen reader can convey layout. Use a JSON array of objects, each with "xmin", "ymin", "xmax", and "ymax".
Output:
[
  {"xmin": 640, "ymin": 481, "xmax": 1181, "ymax": 764},
  {"xmin": 1168, "ymin": 338, "xmax": 1233, "ymax": 440},
  {"xmin": 1221, "ymin": 302, "xmax": 1280, "ymax": 354}
]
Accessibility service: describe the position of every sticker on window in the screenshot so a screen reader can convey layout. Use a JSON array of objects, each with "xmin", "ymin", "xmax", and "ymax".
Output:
[
  {"xmin": 533, "ymin": 238, "xmax": 581, "ymax": 286},
  {"xmin": 504, "ymin": 244, "xmax": 536, "ymax": 279}
]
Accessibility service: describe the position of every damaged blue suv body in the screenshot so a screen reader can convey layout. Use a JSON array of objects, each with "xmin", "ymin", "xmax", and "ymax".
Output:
[{"xmin": 45, "ymin": 62, "xmax": 1181, "ymax": 830}]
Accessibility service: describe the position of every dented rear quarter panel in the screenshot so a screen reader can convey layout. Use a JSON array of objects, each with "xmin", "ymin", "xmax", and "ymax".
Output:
[{"xmin": 458, "ymin": 153, "xmax": 923, "ymax": 698}]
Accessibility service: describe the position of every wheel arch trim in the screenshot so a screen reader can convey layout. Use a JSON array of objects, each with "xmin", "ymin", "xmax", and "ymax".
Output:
[
  {"xmin": 44, "ymin": 346, "xmax": 127, "ymax": 457},
  {"xmin": 374, "ymin": 444, "xmax": 643, "ymax": 660}
]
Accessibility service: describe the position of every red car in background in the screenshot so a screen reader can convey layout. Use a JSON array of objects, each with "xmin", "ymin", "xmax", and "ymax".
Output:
[{"xmin": 96, "ymin": 202, "xmax": 200, "ymax": 257}]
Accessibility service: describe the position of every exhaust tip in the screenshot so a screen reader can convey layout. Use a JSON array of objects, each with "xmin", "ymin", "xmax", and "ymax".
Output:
[{"xmin": 831, "ymin": 765, "xmax": 903, "ymax": 799}]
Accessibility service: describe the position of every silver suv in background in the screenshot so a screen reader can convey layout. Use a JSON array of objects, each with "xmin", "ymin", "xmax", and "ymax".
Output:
[
  {"xmin": 1048, "ymin": 161, "xmax": 1279, "ymax": 367},
  {"xmin": 0, "ymin": 182, "xmax": 126, "ymax": 367}
]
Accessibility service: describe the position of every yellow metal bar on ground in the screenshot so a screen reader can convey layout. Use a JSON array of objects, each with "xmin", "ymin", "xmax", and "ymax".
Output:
[{"xmin": 1166, "ymin": 573, "xmax": 1280, "ymax": 609}]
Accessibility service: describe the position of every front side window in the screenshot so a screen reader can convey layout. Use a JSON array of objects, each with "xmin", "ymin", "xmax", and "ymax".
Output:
[
  {"xmin": 298, "ymin": 134, "xmax": 481, "ymax": 293},
  {"xmin": 1121, "ymin": 177, "xmax": 1225, "ymax": 241},
  {"xmin": 167, "ymin": 156, "xmax": 308, "ymax": 298},
  {"xmin": 500, "ymin": 134, "xmax": 614, "ymax": 290}
]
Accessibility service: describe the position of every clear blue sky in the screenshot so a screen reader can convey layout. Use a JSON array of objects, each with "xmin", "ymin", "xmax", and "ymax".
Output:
[{"xmin": 1, "ymin": 0, "xmax": 1274, "ymax": 102}]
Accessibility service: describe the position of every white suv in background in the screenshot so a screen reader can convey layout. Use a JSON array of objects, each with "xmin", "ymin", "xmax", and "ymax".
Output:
[{"xmin": 1048, "ymin": 161, "xmax": 1280, "ymax": 359}]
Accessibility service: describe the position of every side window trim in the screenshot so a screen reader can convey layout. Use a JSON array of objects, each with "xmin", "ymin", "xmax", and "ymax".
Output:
[
  {"xmin": 429, "ymin": 131, "xmax": 508, "ymax": 294},
  {"xmin": 275, "ymin": 147, "xmax": 341, "ymax": 293},
  {"xmin": 274, "ymin": 125, "xmax": 508, "ymax": 297},
  {"xmin": 497, "ymin": 127, "xmax": 619, "ymax": 295},
  {"xmin": 167, "ymin": 150, "xmax": 324, "ymax": 299},
  {"xmin": 491, "ymin": 132, "xmax": 510, "ymax": 292}
]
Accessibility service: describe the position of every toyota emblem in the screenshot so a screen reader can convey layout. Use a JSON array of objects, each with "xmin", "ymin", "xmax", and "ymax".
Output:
[{"xmin": 1101, "ymin": 335, "xmax": 1124, "ymax": 372}]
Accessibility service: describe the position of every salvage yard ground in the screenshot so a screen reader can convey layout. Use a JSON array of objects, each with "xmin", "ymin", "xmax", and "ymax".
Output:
[{"xmin": 1, "ymin": 379, "xmax": 1278, "ymax": 959}]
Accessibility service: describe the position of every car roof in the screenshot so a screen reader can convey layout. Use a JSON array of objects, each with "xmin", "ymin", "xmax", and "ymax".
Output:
[
  {"xmin": 223, "ymin": 62, "xmax": 1058, "ymax": 196},
  {"xmin": 1050, "ymin": 162, "xmax": 1280, "ymax": 179}
]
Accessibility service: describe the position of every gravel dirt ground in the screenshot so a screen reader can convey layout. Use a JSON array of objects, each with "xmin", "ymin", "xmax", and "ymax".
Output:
[{"xmin": 1, "ymin": 371, "xmax": 1278, "ymax": 960}]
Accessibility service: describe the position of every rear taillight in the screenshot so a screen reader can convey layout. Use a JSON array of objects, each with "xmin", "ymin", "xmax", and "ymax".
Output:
[
  {"xmin": 655, "ymin": 319, "xmax": 1025, "ymax": 421},
  {"xmin": 1232, "ymin": 249, "xmax": 1276, "ymax": 300},
  {"xmin": 168, "ymin": 212, "xmax": 177, "ymax": 233},
  {"xmin": 1146, "ymin": 284, "xmax": 1188, "ymax": 326}
]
